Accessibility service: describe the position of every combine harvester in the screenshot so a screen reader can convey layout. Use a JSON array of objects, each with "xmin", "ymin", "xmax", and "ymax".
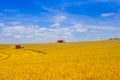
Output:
[
  {"xmin": 15, "ymin": 44, "xmax": 24, "ymax": 49},
  {"xmin": 57, "ymin": 40, "xmax": 65, "ymax": 43}
]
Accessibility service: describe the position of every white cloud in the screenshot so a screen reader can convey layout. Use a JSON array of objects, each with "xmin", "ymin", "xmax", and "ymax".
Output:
[
  {"xmin": 51, "ymin": 23, "xmax": 61, "ymax": 27},
  {"xmin": 73, "ymin": 23, "xmax": 88, "ymax": 32},
  {"xmin": 101, "ymin": 13, "xmax": 115, "ymax": 17},
  {"xmin": 0, "ymin": 25, "xmax": 74, "ymax": 43},
  {"xmin": 0, "ymin": 22, "xmax": 119, "ymax": 43},
  {"xmin": 86, "ymin": 25, "xmax": 120, "ymax": 31},
  {"xmin": 52, "ymin": 15, "xmax": 67, "ymax": 22},
  {"xmin": 41, "ymin": 6, "xmax": 60, "ymax": 13},
  {"xmin": 91, "ymin": 0, "xmax": 120, "ymax": 3},
  {"xmin": 89, "ymin": 30, "xmax": 97, "ymax": 33},
  {"xmin": 4, "ymin": 9, "xmax": 19, "ymax": 12},
  {"xmin": 0, "ymin": 23, "xmax": 4, "ymax": 27},
  {"xmin": 10, "ymin": 21, "xmax": 21, "ymax": 25},
  {"xmin": 0, "ymin": 22, "xmax": 89, "ymax": 43}
]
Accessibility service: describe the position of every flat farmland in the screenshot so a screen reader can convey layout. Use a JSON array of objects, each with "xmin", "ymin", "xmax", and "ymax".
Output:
[{"xmin": 0, "ymin": 40, "xmax": 120, "ymax": 80}]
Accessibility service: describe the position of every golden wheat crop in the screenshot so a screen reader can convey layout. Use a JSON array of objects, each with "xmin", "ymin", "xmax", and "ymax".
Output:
[{"xmin": 0, "ymin": 40, "xmax": 120, "ymax": 80}]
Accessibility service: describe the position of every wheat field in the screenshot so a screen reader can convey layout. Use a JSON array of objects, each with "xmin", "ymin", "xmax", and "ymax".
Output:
[{"xmin": 0, "ymin": 40, "xmax": 120, "ymax": 80}]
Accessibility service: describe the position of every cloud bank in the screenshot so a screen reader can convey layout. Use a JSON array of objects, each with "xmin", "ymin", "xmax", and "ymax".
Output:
[{"xmin": 0, "ymin": 21, "xmax": 120, "ymax": 44}]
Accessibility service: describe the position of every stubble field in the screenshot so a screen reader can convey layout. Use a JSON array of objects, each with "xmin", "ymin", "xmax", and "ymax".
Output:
[{"xmin": 0, "ymin": 40, "xmax": 120, "ymax": 80}]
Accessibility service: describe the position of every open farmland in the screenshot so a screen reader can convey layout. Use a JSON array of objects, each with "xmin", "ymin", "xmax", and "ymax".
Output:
[{"xmin": 0, "ymin": 40, "xmax": 120, "ymax": 80}]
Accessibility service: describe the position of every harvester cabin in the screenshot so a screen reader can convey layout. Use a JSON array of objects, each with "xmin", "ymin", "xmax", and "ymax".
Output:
[
  {"xmin": 15, "ymin": 44, "xmax": 21, "ymax": 49},
  {"xmin": 57, "ymin": 40, "xmax": 64, "ymax": 43}
]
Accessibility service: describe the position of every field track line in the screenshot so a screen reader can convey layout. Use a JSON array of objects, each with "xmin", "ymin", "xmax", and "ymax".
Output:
[
  {"xmin": 22, "ymin": 49, "xmax": 47, "ymax": 54},
  {"xmin": 7, "ymin": 49, "xmax": 34, "ymax": 58},
  {"xmin": 0, "ymin": 52, "xmax": 11, "ymax": 61},
  {"xmin": 0, "ymin": 47, "xmax": 47, "ymax": 61}
]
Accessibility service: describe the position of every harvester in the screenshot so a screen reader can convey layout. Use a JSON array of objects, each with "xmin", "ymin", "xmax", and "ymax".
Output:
[{"xmin": 15, "ymin": 44, "xmax": 23, "ymax": 49}]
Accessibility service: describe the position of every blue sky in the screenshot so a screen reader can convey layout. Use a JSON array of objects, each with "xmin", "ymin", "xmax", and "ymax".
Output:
[{"xmin": 0, "ymin": 0, "xmax": 120, "ymax": 43}]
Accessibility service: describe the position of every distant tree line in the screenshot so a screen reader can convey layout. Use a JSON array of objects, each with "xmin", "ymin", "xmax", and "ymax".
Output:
[{"xmin": 109, "ymin": 38, "xmax": 120, "ymax": 40}]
